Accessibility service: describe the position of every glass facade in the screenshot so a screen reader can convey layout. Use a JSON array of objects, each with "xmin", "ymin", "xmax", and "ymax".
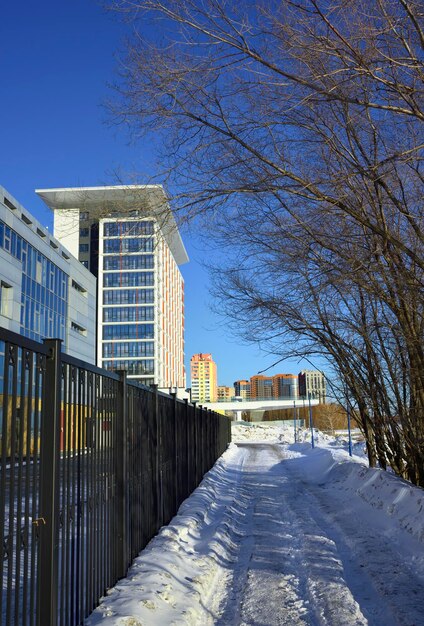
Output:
[
  {"xmin": 103, "ymin": 238, "xmax": 153, "ymax": 254},
  {"xmin": 102, "ymin": 359, "xmax": 154, "ymax": 375},
  {"xmin": 103, "ymin": 289, "xmax": 154, "ymax": 305},
  {"xmin": 102, "ymin": 342, "xmax": 154, "ymax": 357},
  {"xmin": 103, "ymin": 271, "xmax": 154, "ymax": 287},
  {"xmin": 101, "ymin": 220, "xmax": 157, "ymax": 381},
  {"xmin": 0, "ymin": 220, "xmax": 68, "ymax": 343},
  {"xmin": 103, "ymin": 324, "xmax": 154, "ymax": 340},
  {"xmin": 104, "ymin": 221, "xmax": 154, "ymax": 236},
  {"xmin": 104, "ymin": 256, "xmax": 154, "ymax": 271},
  {"xmin": 103, "ymin": 306, "xmax": 154, "ymax": 322}
]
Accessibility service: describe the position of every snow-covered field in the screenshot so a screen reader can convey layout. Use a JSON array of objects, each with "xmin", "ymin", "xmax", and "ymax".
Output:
[{"xmin": 86, "ymin": 422, "xmax": 424, "ymax": 626}]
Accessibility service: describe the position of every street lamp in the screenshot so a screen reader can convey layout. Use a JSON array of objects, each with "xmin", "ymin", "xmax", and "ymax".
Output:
[{"xmin": 346, "ymin": 395, "xmax": 353, "ymax": 457}]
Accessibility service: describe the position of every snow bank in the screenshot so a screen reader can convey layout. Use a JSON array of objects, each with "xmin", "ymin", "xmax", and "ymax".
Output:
[
  {"xmin": 285, "ymin": 443, "xmax": 424, "ymax": 544},
  {"xmin": 86, "ymin": 444, "xmax": 247, "ymax": 626}
]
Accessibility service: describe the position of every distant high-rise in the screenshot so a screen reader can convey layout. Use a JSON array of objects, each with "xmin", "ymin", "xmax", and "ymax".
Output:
[
  {"xmin": 217, "ymin": 385, "xmax": 235, "ymax": 401},
  {"xmin": 298, "ymin": 370, "xmax": 326, "ymax": 403},
  {"xmin": 190, "ymin": 353, "xmax": 217, "ymax": 402},
  {"xmin": 37, "ymin": 185, "xmax": 188, "ymax": 388},
  {"xmin": 250, "ymin": 375, "xmax": 273, "ymax": 399},
  {"xmin": 272, "ymin": 374, "xmax": 298, "ymax": 398},
  {"xmin": 234, "ymin": 380, "xmax": 251, "ymax": 400},
  {"xmin": 249, "ymin": 374, "xmax": 298, "ymax": 399}
]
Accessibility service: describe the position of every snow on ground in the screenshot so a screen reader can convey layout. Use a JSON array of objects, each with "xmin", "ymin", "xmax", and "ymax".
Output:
[{"xmin": 86, "ymin": 422, "xmax": 424, "ymax": 626}]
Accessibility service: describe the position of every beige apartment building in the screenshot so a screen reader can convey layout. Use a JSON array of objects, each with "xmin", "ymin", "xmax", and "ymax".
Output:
[{"xmin": 217, "ymin": 385, "xmax": 235, "ymax": 401}]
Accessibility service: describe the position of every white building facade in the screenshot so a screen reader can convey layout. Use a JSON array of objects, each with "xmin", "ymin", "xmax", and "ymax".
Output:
[
  {"xmin": 36, "ymin": 185, "xmax": 188, "ymax": 388},
  {"xmin": 0, "ymin": 186, "xmax": 96, "ymax": 362},
  {"xmin": 298, "ymin": 369, "xmax": 326, "ymax": 403}
]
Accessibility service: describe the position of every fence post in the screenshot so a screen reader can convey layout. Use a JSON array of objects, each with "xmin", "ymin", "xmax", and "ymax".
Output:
[
  {"xmin": 38, "ymin": 338, "xmax": 62, "ymax": 626},
  {"xmin": 171, "ymin": 392, "xmax": 178, "ymax": 510},
  {"xmin": 115, "ymin": 371, "xmax": 128, "ymax": 579},
  {"xmin": 184, "ymin": 399, "xmax": 190, "ymax": 498},
  {"xmin": 151, "ymin": 384, "xmax": 162, "ymax": 528},
  {"xmin": 192, "ymin": 402, "xmax": 197, "ymax": 490}
]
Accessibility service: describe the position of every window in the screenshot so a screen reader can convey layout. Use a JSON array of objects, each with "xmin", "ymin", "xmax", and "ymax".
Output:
[
  {"xmin": 80, "ymin": 211, "xmax": 89, "ymax": 220},
  {"xmin": 103, "ymin": 221, "xmax": 154, "ymax": 237},
  {"xmin": 103, "ymin": 289, "xmax": 154, "ymax": 305},
  {"xmin": 103, "ymin": 272, "xmax": 154, "ymax": 287},
  {"xmin": 3, "ymin": 197, "xmax": 17, "ymax": 211},
  {"xmin": 102, "ymin": 359, "xmax": 155, "ymax": 375},
  {"xmin": 103, "ymin": 239, "xmax": 154, "ymax": 254},
  {"xmin": 79, "ymin": 243, "xmax": 89, "ymax": 253},
  {"xmin": 80, "ymin": 227, "xmax": 89, "ymax": 237},
  {"xmin": 103, "ymin": 324, "xmax": 154, "ymax": 340},
  {"xmin": 104, "ymin": 255, "xmax": 155, "ymax": 271},
  {"xmin": 71, "ymin": 321, "xmax": 87, "ymax": 335},
  {"xmin": 103, "ymin": 306, "xmax": 154, "ymax": 322},
  {"xmin": 21, "ymin": 213, "xmax": 32, "ymax": 225},
  {"xmin": 0, "ymin": 282, "xmax": 13, "ymax": 317},
  {"xmin": 72, "ymin": 279, "xmax": 87, "ymax": 294},
  {"xmin": 102, "ymin": 341, "xmax": 154, "ymax": 358}
]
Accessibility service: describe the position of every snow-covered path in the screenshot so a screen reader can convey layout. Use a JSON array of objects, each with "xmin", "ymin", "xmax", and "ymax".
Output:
[
  {"xmin": 214, "ymin": 443, "xmax": 424, "ymax": 626},
  {"xmin": 86, "ymin": 425, "xmax": 424, "ymax": 626}
]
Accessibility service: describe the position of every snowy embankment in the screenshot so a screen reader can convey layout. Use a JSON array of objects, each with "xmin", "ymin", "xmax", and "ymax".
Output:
[{"xmin": 86, "ymin": 422, "xmax": 424, "ymax": 626}]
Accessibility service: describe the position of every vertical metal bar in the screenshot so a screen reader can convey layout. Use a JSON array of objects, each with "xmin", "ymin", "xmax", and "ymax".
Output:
[
  {"xmin": 76, "ymin": 369, "xmax": 84, "ymax": 622},
  {"xmin": 38, "ymin": 338, "xmax": 62, "ymax": 626},
  {"xmin": 0, "ymin": 341, "xmax": 9, "ymax": 624},
  {"xmin": 30, "ymin": 353, "xmax": 44, "ymax": 626},
  {"xmin": 183, "ymin": 399, "xmax": 189, "ymax": 500},
  {"xmin": 22, "ymin": 350, "xmax": 34, "ymax": 626},
  {"xmin": 6, "ymin": 344, "xmax": 19, "ymax": 626},
  {"xmin": 15, "ymin": 352, "xmax": 25, "ymax": 626},
  {"xmin": 150, "ymin": 385, "xmax": 161, "ymax": 529},
  {"xmin": 293, "ymin": 401, "xmax": 297, "ymax": 443},
  {"xmin": 115, "ymin": 371, "xmax": 128, "ymax": 579},
  {"xmin": 171, "ymin": 393, "xmax": 178, "ymax": 512},
  {"xmin": 308, "ymin": 393, "xmax": 315, "ymax": 449},
  {"xmin": 69, "ymin": 366, "xmax": 77, "ymax": 626}
]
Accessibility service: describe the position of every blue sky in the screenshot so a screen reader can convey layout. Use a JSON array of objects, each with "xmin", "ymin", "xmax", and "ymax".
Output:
[{"xmin": 0, "ymin": 0, "xmax": 317, "ymax": 386}]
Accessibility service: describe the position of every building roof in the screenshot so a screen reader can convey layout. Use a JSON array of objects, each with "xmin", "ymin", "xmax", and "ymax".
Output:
[{"xmin": 35, "ymin": 185, "xmax": 189, "ymax": 265}]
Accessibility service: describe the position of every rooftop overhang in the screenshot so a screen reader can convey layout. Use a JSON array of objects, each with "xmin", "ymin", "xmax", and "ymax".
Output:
[{"xmin": 35, "ymin": 185, "xmax": 189, "ymax": 266}]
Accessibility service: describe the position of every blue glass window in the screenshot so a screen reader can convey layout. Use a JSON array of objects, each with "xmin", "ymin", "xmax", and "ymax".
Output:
[
  {"xmin": 103, "ymin": 272, "xmax": 154, "ymax": 287},
  {"xmin": 102, "ymin": 359, "xmax": 155, "ymax": 375},
  {"xmin": 0, "ymin": 219, "xmax": 70, "ymax": 344},
  {"xmin": 102, "ymin": 342, "xmax": 154, "ymax": 357},
  {"xmin": 103, "ymin": 255, "xmax": 155, "ymax": 272},
  {"xmin": 103, "ymin": 221, "xmax": 154, "ymax": 236},
  {"xmin": 103, "ymin": 289, "xmax": 154, "ymax": 305},
  {"xmin": 103, "ymin": 239, "xmax": 154, "ymax": 254},
  {"xmin": 103, "ymin": 324, "xmax": 154, "ymax": 339},
  {"xmin": 103, "ymin": 306, "xmax": 154, "ymax": 322}
]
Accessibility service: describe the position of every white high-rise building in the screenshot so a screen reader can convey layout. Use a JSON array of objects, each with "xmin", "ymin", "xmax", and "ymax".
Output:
[{"xmin": 36, "ymin": 185, "xmax": 188, "ymax": 388}]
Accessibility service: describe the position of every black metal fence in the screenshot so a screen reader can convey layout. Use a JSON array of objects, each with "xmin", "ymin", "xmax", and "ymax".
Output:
[{"xmin": 0, "ymin": 328, "xmax": 231, "ymax": 626}]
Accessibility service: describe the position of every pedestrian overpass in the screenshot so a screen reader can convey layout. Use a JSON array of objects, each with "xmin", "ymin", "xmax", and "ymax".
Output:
[{"xmin": 200, "ymin": 397, "xmax": 319, "ymax": 421}]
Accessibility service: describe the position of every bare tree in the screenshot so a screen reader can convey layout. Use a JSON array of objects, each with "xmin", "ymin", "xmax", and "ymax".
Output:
[{"xmin": 108, "ymin": 0, "xmax": 424, "ymax": 483}]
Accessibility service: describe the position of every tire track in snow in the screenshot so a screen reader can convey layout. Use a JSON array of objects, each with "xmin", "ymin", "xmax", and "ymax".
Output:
[{"xmin": 209, "ymin": 443, "xmax": 414, "ymax": 626}]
